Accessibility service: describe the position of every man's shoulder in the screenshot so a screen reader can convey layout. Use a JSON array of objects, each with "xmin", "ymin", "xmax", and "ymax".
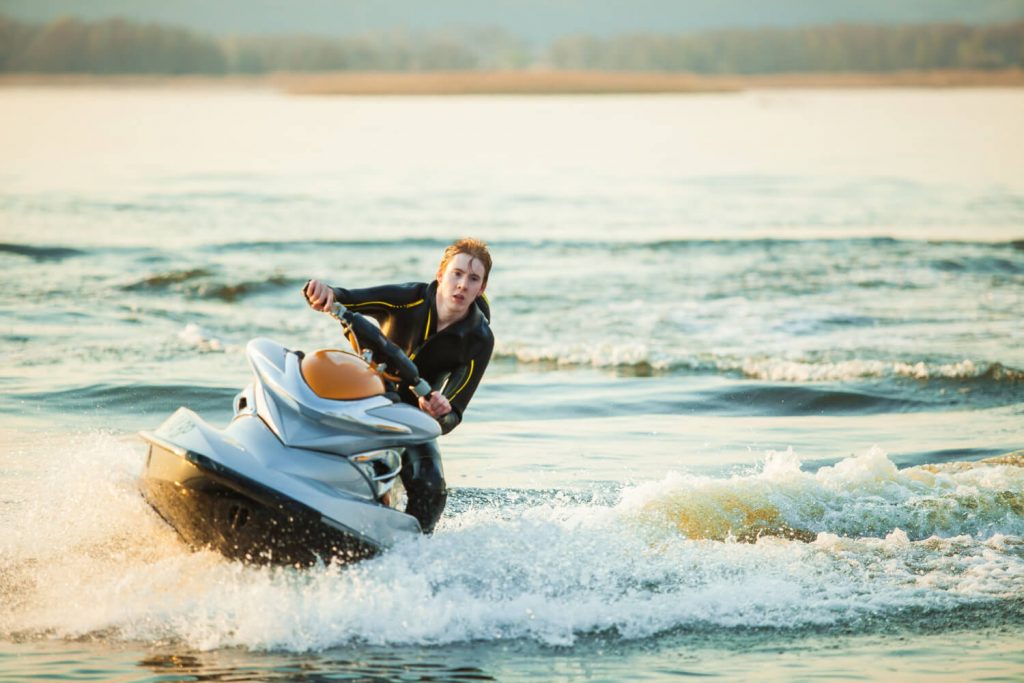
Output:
[
  {"xmin": 362, "ymin": 281, "xmax": 430, "ymax": 306},
  {"xmin": 476, "ymin": 293, "xmax": 492, "ymax": 324},
  {"xmin": 468, "ymin": 300, "xmax": 494, "ymax": 347},
  {"xmin": 391, "ymin": 281, "xmax": 430, "ymax": 300}
]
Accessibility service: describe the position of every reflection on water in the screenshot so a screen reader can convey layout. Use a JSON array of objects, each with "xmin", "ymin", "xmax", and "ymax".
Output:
[
  {"xmin": 140, "ymin": 650, "xmax": 497, "ymax": 682},
  {"xmin": 3, "ymin": 624, "xmax": 1023, "ymax": 683}
]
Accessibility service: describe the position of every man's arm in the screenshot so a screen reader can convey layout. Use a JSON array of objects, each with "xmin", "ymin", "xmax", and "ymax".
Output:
[
  {"xmin": 331, "ymin": 282, "xmax": 427, "ymax": 312},
  {"xmin": 304, "ymin": 280, "xmax": 425, "ymax": 315},
  {"xmin": 429, "ymin": 333, "xmax": 494, "ymax": 435}
]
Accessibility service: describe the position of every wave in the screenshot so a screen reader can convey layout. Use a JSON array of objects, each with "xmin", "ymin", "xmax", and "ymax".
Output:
[
  {"xmin": 0, "ymin": 374, "xmax": 966, "ymax": 424},
  {"xmin": 479, "ymin": 380, "xmax": 926, "ymax": 419},
  {"xmin": 4, "ymin": 357, "xmax": 1017, "ymax": 425},
  {"xmin": 0, "ymin": 242, "xmax": 86, "ymax": 261},
  {"xmin": 200, "ymin": 237, "xmax": 450, "ymax": 253},
  {"xmin": 123, "ymin": 268, "xmax": 215, "ymax": 289},
  {"xmin": 0, "ymin": 372, "xmax": 934, "ymax": 423},
  {"xmin": 931, "ymin": 255, "xmax": 1024, "ymax": 275},
  {"xmin": 625, "ymin": 448, "xmax": 1024, "ymax": 543},
  {"xmin": 736, "ymin": 358, "xmax": 1024, "ymax": 384},
  {"xmin": 123, "ymin": 269, "xmax": 297, "ymax": 301},
  {"xmin": 1, "ymin": 436, "xmax": 1021, "ymax": 650},
  {"xmin": 488, "ymin": 354, "xmax": 1024, "ymax": 416},
  {"xmin": 697, "ymin": 383, "xmax": 925, "ymax": 416},
  {"xmin": 7, "ymin": 382, "xmax": 238, "ymax": 418},
  {"xmin": 10, "ymin": 234, "xmax": 1019, "ymax": 283},
  {"xmin": 497, "ymin": 349, "xmax": 1024, "ymax": 385},
  {"xmin": 188, "ymin": 276, "xmax": 296, "ymax": 302},
  {"xmin": 197, "ymin": 235, "xmax": 1024, "ymax": 253}
]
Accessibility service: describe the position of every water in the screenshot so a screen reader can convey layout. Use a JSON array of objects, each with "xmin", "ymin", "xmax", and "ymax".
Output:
[{"xmin": 1, "ymin": 86, "xmax": 1023, "ymax": 681}]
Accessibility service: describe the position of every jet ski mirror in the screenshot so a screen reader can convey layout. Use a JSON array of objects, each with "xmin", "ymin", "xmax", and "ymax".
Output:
[{"xmin": 329, "ymin": 302, "xmax": 433, "ymax": 398}]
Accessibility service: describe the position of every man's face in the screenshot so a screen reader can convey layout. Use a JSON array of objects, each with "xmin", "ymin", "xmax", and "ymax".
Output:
[{"xmin": 437, "ymin": 252, "xmax": 487, "ymax": 316}]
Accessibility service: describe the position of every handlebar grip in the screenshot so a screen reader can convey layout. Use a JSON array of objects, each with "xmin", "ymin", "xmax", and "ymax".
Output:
[
  {"xmin": 340, "ymin": 308, "xmax": 423, "ymax": 388},
  {"xmin": 411, "ymin": 379, "xmax": 432, "ymax": 397}
]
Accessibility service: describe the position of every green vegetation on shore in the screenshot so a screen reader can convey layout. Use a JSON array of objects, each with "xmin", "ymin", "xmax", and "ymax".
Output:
[{"xmin": 1, "ymin": 13, "xmax": 1022, "ymax": 76}]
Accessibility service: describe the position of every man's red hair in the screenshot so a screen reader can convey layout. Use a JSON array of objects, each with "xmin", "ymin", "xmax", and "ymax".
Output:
[{"xmin": 438, "ymin": 238, "xmax": 492, "ymax": 284}]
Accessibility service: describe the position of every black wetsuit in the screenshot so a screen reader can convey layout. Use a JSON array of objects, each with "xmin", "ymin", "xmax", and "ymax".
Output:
[{"xmin": 331, "ymin": 280, "xmax": 493, "ymax": 532}]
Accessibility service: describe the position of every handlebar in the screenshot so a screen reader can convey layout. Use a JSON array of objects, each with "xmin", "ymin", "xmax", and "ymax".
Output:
[{"xmin": 328, "ymin": 302, "xmax": 433, "ymax": 398}]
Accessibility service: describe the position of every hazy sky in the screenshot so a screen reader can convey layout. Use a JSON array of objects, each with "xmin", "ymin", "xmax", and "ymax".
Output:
[{"xmin": 3, "ymin": 0, "xmax": 1023, "ymax": 41}]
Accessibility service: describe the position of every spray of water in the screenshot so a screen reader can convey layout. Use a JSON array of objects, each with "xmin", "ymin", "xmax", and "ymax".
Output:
[{"xmin": 1, "ymin": 433, "xmax": 1021, "ymax": 651}]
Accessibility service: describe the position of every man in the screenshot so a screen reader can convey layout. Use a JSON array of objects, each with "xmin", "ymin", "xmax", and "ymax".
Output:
[{"xmin": 303, "ymin": 238, "xmax": 493, "ymax": 533}]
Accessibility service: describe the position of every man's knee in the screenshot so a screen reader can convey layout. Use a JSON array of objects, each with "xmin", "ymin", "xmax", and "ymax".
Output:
[
  {"xmin": 412, "ymin": 465, "xmax": 446, "ymax": 497},
  {"xmin": 402, "ymin": 442, "xmax": 445, "ymax": 487},
  {"xmin": 402, "ymin": 441, "xmax": 448, "ymax": 533}
]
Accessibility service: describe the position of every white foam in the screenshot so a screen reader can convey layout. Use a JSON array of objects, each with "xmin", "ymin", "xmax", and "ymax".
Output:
[
  {"xmin": 738, "ymin": 357, "xmax": 1014, "ymax": 382},
  {"xmin": 626, "ymin": 446, "xmax": 1024, "ymax": 542},
  {"xmin": 496, "ymin": 340, "xmax": 1020, "ymax": 385},
  {"xmin": 178, "ymin": 322, "xmax": 227, "ymax": 353},
  {"xmin": 1, "ymin": 436, "xmax": 1021, "ymax": 651},
  {"xmin": 499, "ymin": 340, "xmax": 671, "ymax": 371}
]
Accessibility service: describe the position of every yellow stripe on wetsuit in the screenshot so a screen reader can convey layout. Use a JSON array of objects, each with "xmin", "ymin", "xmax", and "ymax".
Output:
[
  {"xmin": 409, "ymin": 310, "xmax": 431, "ymax": 361},
  {"xmin": 346, "ymin": 299, "xmax": 425, "ymax": 310},
  {"xmin": 449, "ymin": 359, "xmax": 475, "ymax": 400}
]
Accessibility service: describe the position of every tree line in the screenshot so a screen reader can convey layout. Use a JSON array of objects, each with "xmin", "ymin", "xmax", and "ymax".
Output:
[
  {"xmin": 1, "ymin": 14, "xmax": 1021, "ymax": 74},
  {"xmin": 549, "ymin": 23, "xmax": 1024, "ymax": 73}
]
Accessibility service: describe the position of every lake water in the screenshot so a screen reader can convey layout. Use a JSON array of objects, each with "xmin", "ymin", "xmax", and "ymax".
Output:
[{"xmin": 1, "ymin": 85, "xmax": 1023, "ymax": 681}]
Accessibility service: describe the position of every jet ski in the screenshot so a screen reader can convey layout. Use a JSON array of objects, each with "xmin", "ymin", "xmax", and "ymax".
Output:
[{"xmin": 139, "ymin": 302, "xmax": 441, "ymax": 566}]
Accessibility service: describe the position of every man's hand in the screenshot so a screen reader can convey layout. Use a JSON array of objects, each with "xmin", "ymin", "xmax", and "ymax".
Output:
[
  {"xmin": 418, "ymin": 391, "xmax": 451, "ymax": 419},
  {"xmin": 304, "ymin": 279, "xmax": 335, "ymax": 312}
]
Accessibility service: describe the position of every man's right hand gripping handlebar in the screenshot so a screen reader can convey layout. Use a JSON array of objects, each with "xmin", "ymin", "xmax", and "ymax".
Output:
[{"xmin": 304, "ymin": 279, "xmax": 335, "ymax": 312}]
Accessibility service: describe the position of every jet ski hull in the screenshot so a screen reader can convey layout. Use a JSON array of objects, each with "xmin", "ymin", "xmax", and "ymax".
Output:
[
  {"xmin": 138, "ymin": 335, "xmax": 437, "ymax": 566},
  {"xmin": 142, "ymin": 439, "xmax": 379, "ymax": 566}
]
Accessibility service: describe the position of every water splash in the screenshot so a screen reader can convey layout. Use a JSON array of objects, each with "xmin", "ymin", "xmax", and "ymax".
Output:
[
  {"xmin": 2, "ymin": 435, "xmax": 1022, "ymax": 651},
  {"xmin": 624, "ymin": 447, "xmax": 1024, "ymax": 542}
]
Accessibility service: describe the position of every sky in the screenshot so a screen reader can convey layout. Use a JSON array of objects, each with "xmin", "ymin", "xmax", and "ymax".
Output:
[{"xmin": 2, "ymin": 0, "xmax": 1023, "ymax": 42}]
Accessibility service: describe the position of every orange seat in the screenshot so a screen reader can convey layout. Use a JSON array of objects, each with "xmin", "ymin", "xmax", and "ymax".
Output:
[{"xmin": 300, "ymin": 349, "xmax": 385, "ymax": 400}]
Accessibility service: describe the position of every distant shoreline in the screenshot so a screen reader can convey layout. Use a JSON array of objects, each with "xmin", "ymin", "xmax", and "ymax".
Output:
[{"xmin": 2, "ymin": 69, "xmax": 1023, "ymax": 94}]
